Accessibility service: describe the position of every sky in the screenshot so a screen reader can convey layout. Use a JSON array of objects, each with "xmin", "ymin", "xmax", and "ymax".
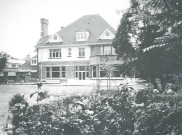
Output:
[{"xmin": 0, "ymin": 0, "xmax": 130, "ymax": 59}]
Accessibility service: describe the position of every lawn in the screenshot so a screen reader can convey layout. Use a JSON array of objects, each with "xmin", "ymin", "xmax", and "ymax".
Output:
[{"xmin": 0, "ymin": 84, "xmax": 94, "ymax": 127}]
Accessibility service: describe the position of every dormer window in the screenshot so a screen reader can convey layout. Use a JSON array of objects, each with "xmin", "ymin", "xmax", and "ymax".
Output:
[
  {"xmin": 31, "ymin": 59, "xmax": 37, "ymax": 65},
  {"xmin": 54, "ymin": 35, "xmax": 57, "ymax": 40},
  {"xmin": 76, "ymin": 32, "xmax": 89, "ymax": 41}
]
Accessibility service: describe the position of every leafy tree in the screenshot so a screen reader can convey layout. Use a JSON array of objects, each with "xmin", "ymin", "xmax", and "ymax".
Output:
[
  {"xmin": 0, "ymin": 52, "xmax": 7, "ymax": 72},
  {"xmin": 113, "ymin": 0, "xmax": 182, "ymax": 92}
]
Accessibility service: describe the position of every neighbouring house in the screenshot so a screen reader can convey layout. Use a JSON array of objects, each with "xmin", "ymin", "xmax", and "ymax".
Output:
[
  {"xmin": 36, "ymin": 14, "xmax": 123, "ymax": 84},
  {"xmin": 18, "ymin": 55, "xmax": 38, "ymax": 83},
  {"xmin": 3, "ymin": 58, "xmax": 25, "ymax": 83},
  {"xmin": 1, "ymin": 55, "xmax": 38, "ymax": 83}
]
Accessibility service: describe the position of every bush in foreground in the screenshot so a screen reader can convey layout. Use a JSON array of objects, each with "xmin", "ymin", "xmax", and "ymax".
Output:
[{"xmin": 7, "ymin": 84, "xmax": 182, "ymax": 135}]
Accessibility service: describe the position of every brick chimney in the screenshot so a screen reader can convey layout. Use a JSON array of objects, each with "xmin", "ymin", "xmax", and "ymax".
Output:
[{"xmin": 40, "ymin": 18, "xmax": 49, "ymax": 38}]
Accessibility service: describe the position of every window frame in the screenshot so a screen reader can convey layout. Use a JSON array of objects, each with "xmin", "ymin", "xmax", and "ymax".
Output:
[
  {"xmin": 78, "ymin": 48, "xmax": 85, "ymax": 58},
  {"xmin": 46, "ymin": 66, "xmax": 66, "ymax": 79},
  {"xmin": 92, "ymin": 66, "xmax": 97, "ymax": 78},
  {"xmin": 76, "ymin": 32, "xmax": 89, "ymax": 41},
  {"xmin": 68, "ymin": 48, "xmax": 72, "ymax": 57},
  {"xmin": 49, "ymin": 49, "xmax": 62, "ymax": 58},
  {"xmin": 100, "ymin": 46, "xmax": 115, "ymax": 55}
]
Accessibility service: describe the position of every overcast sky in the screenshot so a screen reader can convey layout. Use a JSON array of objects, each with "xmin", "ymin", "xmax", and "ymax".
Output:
[{"xmin": 0, "ymin": 0, "xmax": 130, "ymax": 59}]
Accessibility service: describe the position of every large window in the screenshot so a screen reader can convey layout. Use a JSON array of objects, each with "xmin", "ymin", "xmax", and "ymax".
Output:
[
  {"xmin": 100, "ymin": 46, "xmax": 115, "ymax": 55},
  {"xmin": 46, "ymin": 66, "xmax": 66, "ymax": 78},
  {"xmin": 75, "ymin": 66, "xmax": 89, "ymax": 80},
  {"xmin": 79, "ymin": 48, "xmax": 85, "ymax": 58},
  {"xmin": 76, "ymin": 32, "xmax": 89, "ymax": 41},
  {"xmin": 49, "ymin": 49, "xmax": 61, "ymax": 58},
  {"xmin": 99, "ymin": 65, "xmax": 120, "ymax": 78}
]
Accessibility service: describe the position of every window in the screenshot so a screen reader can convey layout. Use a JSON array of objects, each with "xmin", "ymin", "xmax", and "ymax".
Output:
[
  {"xmin": 113, "ymin": 66, "xmax": 120, "ymax": 77},
  {"xmin": 75, "ymin": 66, "xmax": 89, "ymax": 80},
  {"xmin": 100, "ymin": 46, "xmax": 115, "ymax": 55},
  {"xmin": 54, "ymin": 35, "xmax": 57, "ymax": 40},
  {"xmin": 46, "ymin": 67, "xmax": 66, "ymax": 78},
  {"xmin": 49, "ymin": 49, "xmax": 61, "ymax": 58},
  {"xmin": 62, "ymin": 67, "xmax": 66, "ymax": 78},
  {"xmin": 52, "ymin": 67, "xmax": 60, "ymax": 78},
  {"xmin": 92, "ymin": 66, "xmax": 96, "ymax": 78},
  {"xmin": 68, "ymin": 48, "xmax": 72, "ymax": 57},
  {"xmin": 31, "ymin": 59, "xmax": 37, "ymax": 65},
  {"xmin": 76, "ymin": 32, "xmax": 89, "ymax": 41},
  {"xmin": 100, "ymin": 65, "xmax": 106, "ymax": 77},
  {"xmin": 79, "ymin": 48, "xmax": 85, "ymax": 57},
  {"xmin": 46, "ymin": 67, "xmax": 50, "ymax": 78}
]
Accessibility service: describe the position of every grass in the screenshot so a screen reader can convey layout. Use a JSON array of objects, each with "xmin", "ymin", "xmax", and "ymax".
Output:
[{"xmin": 0, "ymin": 84, "xmax": 94, "ymax": 127}]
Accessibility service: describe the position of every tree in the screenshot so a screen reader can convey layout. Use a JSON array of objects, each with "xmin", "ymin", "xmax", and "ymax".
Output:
[
  {"xmin": 100, "ymin": 57, "xmax": 116, "ymax": 90},
  {"xmin": 113, "ymin": 0, "xmax": 182, "ymax": 92},
  {"xmin": 0, "ymin": 52, "xmax": 7, "ymax": 72}
]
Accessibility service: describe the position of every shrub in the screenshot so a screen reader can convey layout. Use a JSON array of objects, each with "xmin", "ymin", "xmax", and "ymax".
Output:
[{"xmin": 7, "ymin": 84, "xmax": 182, "ymax": 135}]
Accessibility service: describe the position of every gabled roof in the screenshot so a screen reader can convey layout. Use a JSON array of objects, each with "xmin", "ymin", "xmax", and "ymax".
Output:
[
  {"xmin": 37, "ymin": 14, "xmax": 116, "ymax": 47},
  {"xmin": 46, "ymin": 33, "xmax": 64, "ymax": 43},
  {"xmin": 19, "ymin": 61, "xmax": 37, "ymax": 71},
  {"xmin": 19, "ymin": 55, "xmax": 37, "ymax": 71}
]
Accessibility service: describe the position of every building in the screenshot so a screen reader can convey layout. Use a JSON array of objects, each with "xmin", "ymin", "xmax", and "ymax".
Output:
[
  {"xmin": 18, "ymin": 55, "xmax": 38, "ymax": 83},
  {"xmin": 36, "ymin": 14, "xmax": 123, "ymax": 83},
  {"xmin": 2, "ymin": 57, "xmax": 25, "ymax": 83},
  {"xmin": 0, "ymin": 55, "xmax": 38, "ymax": 83}
]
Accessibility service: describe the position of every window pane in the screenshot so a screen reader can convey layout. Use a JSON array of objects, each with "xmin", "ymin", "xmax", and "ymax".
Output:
[
  {"xmin": 93, "ymin": 71, "xmax": 96, "ymax": 78},
  {"xmin": 100, "ymin": 71, "xmax": 106, "ymax": 77},
  {"xmin": 76, "ymin": 66, "xmax": 78, "ymax": 71},
  {"xmin": 86, "ymin": 66, "xmax": 89, "ymax": 71},
  {"xmin": 79, "ymin": 66, "xmax": 85, "ymax": 71},
  {"xmin": 49, "ymin": 50, "xmax": 52, "ymax": 57},
  {"xmin": 76, "ymin": 72, "xmax": 78, "ymax": 78},
  {"xmin": 93, "ymin": 66, "xmax": 96, "ymax": 71},
  {"xmin": 46, "ymin": 72, "xmax": 50, "ymax": 78},
  {"xmin": 113, "ymin": 71, "xmax": 120, "ymax": 77},
  {"xmin": 79, "ymin": 48, "xmax": 85, "ymax": 57},
  {"xmin": 52, "ymin": 72, "xmax": 59, "ymax": 78},
  {"xmin": 59, "ymin": 49, "xmax": 61, "ymax": 57},
  {"xmin": 62, "ymin": 67, "xmax": 65, "ymax": 71},
  {"xmin": 62, "ymin": 72, "xmax": 65, "ymax": 78},
  {"xmin": 52, "ymin": 67, "xmax": 59, "ymax": 71},
  {"xmin": 46, "ymin": 67, "xmax": 50, "ymax": 71}
]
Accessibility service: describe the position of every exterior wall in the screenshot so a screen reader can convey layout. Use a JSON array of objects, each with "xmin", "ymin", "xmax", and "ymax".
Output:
[
  {"xmin": 90, "ymin": 55, "xmax": 117, "ymax": 65},
  {"xmin": 66, "ymin": 66, "xmax": 75, "ymax": 79},
  {"xmin": 38, "ymin": 46, "xmax": 91, "ymax": 62},
  {"xmin": 91, "ymin": 45, "xmax": 101, "ymax": 56}
]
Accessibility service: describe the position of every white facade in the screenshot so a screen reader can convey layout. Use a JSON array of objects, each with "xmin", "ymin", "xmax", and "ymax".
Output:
[{"xmin": 38, "ymin": 45, "xmax": 91, "ymax": 62}]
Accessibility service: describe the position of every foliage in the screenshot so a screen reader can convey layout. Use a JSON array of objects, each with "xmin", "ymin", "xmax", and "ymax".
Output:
[
  {"xmin": 7, "ymin": 83, "xmax": 182, "ymax": 135},
  {"xmin": 30, "ymin": 90, "xmax": 49, "ymax": 103},
  {"xmin": 112, "ymin": 0, "xmax": 182, "ymax": 92},
  {"xmin": 9, "ymin": 94, "xmax": 29, "ymax": 129}
]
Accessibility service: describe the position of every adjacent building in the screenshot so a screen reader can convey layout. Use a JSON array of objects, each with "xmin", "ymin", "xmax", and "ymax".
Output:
[{"xmin": 36, "ymin": 14, "xmax": 123, "ymax": 83}]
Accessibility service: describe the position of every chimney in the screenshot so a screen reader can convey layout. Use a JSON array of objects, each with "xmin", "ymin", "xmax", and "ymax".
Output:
[
  {"xmin": 61, "ymin": 27, "xmax": 64, "ymax": 30},
  {"xmin": 40, "ymin": 18, "xmax": 49, "ymax": 38}
]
